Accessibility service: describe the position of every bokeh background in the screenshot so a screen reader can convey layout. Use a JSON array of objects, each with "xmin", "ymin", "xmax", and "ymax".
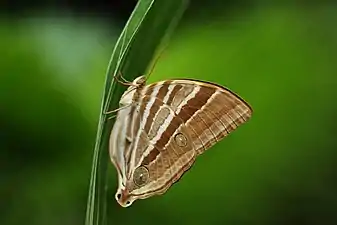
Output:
[{"xmin": 1, "ymin": 1, "xmax": 337, "ymax": 225}]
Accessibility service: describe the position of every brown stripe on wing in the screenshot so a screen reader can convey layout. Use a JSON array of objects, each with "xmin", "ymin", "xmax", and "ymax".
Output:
[
  {"xmin": 128, "ymin": 84, "xmax": 155, "ymax": 148},
  {"xmin": 141, "ymin": 147, "xmax": 160, "ymax": 166},
  {"xmin": 147, "ymin": 136, "xmax": 195, "ymax": 185},
  {"xmin": 188, "ymin": 110, "xmax": 220, "ymax": 150},
  {"xmin": 211, "ymin": 89, "xmax": 251, "ymax": 130},
  {"xmin": 144, "ymin": 81, "xmax": 169, "ymax": 97},
  {"xmin": 140, "ymin": 78, "xmax": 252, "ymax": 114},
  {"xmin": 169, "ymin": 84, "xmax": 195, "ymax": 112},
  {"xmin": 172, "ymin": 78, "xmax": 253, "ymax": 112},
  {"xmin": 185, "ymin": 91, "xmax": 235, "ymax": 143},
  {"xmin": 128, "ymin": 147, "xmax": 196, "ymax": 199},
  {"xmin": 186, "ymin": 108, "xmax": 224, "ymax": 152},
  {"xmin": 143, "ymin": 83, "xmax": 170, "ymax": 135},
  {"xmin": 137, "ymin": 113, "xmax": 196, "ymax": 189},
  {"xmin": 130, "ymin": 96, "xmax": 165, "ymax": 170},
  {"xmin": 166, "ymin": 84, "xmax": 183, "ymax": 105},
  {"xmin": 148, "ymin": 106, "xmax": 171, "ymax": 140},
  {"xmin": 128, "ymin": 117, "xmax": 198, "ymax": 196},
  {"xmin": 167, "ymin": 105, "xmax": 217, "ymax": 153},
  {"xmin": 185, "ymin": 89, "xmax": 252, "ymax": 155},
  {"xmin": 132, "ymin": 92, "xmax": 189, "ymax": 171},
  {"xmin": 124, "ymin": 86, "xmax": 160, "ymax": 176},
  {"xmin": 214, "ymin": 104, "xmax": 251, "ymax": 141},
  {"xmin": 156, "ymin": 86, "xmax": 215, "ymax": 150},
  {"xmin": 125, "ymin": 99, "xmax": 148, "ymax": 175},
  {"xmin": 154, "ymin": 81, "xmax": 170, "ymax": 101},
  {"xmin": 143, "ymin": 99, "xmax": 161, "ymax": 134}
]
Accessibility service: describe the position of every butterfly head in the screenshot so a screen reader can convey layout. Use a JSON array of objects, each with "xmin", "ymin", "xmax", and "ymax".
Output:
[
  {"xmin": 119, "ymin": 76, "xmax": 147, "ymax": 107},
  {"xmin": 132, "ymin": 75, "xmax": 146, "ymax": 86}
]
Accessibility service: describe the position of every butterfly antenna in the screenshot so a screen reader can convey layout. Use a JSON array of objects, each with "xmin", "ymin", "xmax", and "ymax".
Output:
[
  {"xmin": 114, "ymin": 40, "xmax": 169, "ymax": 86},
  {"xmin": 117, "ymin": 71, "xmax": 131, "ymax": 83},
  {"xmin": 145, "ymin": 41, "xmax": 169, "ymax": 81}
]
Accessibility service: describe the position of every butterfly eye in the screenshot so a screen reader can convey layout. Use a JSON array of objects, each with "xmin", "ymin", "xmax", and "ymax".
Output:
[
  {"xmin": 174, "ymin": 132, "xmax": 187, "ymax": 147},
  {"xmin": 133, "ymin": 166, "xmax": 149, "ymax": 187}
]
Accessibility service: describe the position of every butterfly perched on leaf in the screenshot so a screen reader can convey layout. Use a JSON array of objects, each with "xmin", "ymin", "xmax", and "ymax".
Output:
[{"xmin": 109, "ymin": 75, "xmax": 252, "ymax": 207}]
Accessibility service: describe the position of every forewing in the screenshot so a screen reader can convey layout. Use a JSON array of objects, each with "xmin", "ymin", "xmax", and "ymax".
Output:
[{"xmin": 142, "ymin": 79, "xmax": 253, "ymax": 155}]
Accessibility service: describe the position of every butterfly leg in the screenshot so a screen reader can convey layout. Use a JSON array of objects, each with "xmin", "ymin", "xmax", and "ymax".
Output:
[
  {"xmin": 104, "ymin": 104, "xmax": 132, "ymax": 120},
  {"xmin": 113, "ymin": 71, "xmax": 138, "ymax": 87},
  {"xmin": 114, "ymin": 71, "xmax": 130, "ymax": 82},
  {"xmin": 117, "ymin": 71, "xmax": 130, "ymax": 83},
  {"xmin": 104, "ymin": 102, "xmax": 136, "ymax": 120}
]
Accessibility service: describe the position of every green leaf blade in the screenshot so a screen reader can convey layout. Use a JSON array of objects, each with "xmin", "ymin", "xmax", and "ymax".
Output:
[{"xmin": 85, "ymin": 0, "xmax": 189, "ymax": 225}]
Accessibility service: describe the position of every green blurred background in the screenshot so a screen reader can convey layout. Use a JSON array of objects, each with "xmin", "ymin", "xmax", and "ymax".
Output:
[{"xmin": 1, "ymin": 1, "xmax": 337, "ymax": 225}]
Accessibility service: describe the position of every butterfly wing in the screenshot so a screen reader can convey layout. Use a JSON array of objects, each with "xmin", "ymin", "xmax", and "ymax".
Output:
[
  {"xmin": 123, "ymin": 95, "xmax": 195, "ymax": 198},
  {"xmin": 109, "ymin": 105, "xmax": 130, "ymax": 193},
  {"xmin": 141, "ymin": 79, "xmax": 253, "ymax": 154},
  {"xmin": 120, "ymin": 79, "xmax": 252, "ymax": 205}
]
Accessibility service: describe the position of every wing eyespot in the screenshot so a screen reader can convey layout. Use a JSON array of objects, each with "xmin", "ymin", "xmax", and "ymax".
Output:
[
  {"xmin": 133, "ymin": 166, "xmax": 150, "ymax": 187},
  {"xmin": 174, "ymin": 132, "xmax": 188, "ymax": 147}
]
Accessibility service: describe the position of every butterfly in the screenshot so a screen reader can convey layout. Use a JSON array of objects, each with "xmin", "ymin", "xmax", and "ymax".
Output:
[{"xmin": 109, "ymin": 75, "xmax": 252, "ymax": 207}]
